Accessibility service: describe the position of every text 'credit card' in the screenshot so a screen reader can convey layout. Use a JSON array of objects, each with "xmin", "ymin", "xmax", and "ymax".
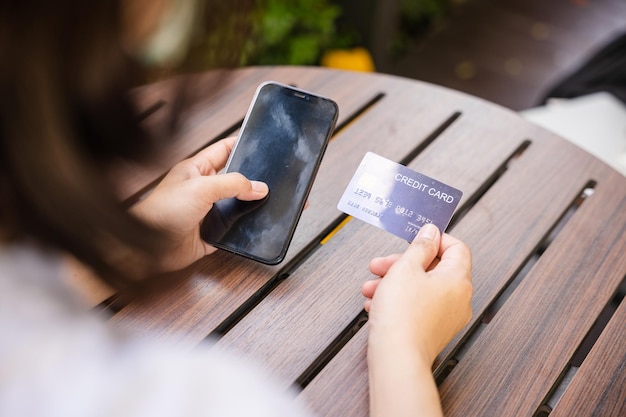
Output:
[{"xmin": 337, "ymin": 152, "xmax": 463, "ymax": 241}]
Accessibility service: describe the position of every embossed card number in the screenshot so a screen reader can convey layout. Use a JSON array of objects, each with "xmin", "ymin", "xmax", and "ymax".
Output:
[{"xmin": 337, "ymin": 152, "xmax": 463, "ymax": 241}]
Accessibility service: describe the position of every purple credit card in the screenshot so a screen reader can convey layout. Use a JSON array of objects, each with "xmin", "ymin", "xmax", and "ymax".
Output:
[{"xmin": 337, "ymin": 152, "xmax": 463, "ymax": 241}]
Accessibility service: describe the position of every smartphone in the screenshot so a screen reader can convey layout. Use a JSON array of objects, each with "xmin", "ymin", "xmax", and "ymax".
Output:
[{"xmin": 200, "ymin": 81, "xmax": 339, "ymax": 264}]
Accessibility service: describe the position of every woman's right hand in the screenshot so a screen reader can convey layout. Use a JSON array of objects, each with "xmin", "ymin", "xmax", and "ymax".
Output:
[
  {"xmin": 363, "ymin": 224, "xmax": 472, "ymax": 417},
  {"xmin": 363, "ymin": 223, "xmax": 473, "ymax": 363}
]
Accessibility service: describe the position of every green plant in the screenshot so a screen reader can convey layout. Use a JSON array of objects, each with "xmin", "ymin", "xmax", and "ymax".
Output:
[
  {"xmin": 243, "ymin": 0, "xmax": 343, "ymax": 66},
  {"xmin": 390, "ymin": 0, "xmax": 449, "ymax": 57}
]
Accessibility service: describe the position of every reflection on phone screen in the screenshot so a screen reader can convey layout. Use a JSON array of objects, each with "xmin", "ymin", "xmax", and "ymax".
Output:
[{"xmin": 201, "ymin": 82, "xmax": 337, "ymax": 264}]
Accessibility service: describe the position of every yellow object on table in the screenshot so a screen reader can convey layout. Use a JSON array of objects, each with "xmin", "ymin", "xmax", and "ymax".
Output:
[{"xmin": 320, "ymin": 47, "xmax": 375, "ymax": 72}]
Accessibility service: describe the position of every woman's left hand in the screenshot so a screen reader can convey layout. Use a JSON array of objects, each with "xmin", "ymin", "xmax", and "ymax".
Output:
[{"xmin": 131, "ymin": 137, "xmax": 268, "ymax": 272}]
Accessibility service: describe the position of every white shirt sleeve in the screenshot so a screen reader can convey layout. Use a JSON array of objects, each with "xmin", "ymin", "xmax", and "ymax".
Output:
[{"xmin": 0, "ymin": 245, "xmax": 314, "ymax": 417}]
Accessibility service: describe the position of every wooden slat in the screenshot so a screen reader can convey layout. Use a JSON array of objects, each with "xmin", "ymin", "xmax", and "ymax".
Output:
[
  {"xmin": 74, "ymin": 67, "xmax": 402, "ymax": 307},
  {"xmin": 434, "ymin": 127, "xmax": 598, "ymax": 366},
  {"xmin": 299, "ymin": 324, "xmax": 370, "ymax": 417},
  {"xmin": 112, "ymin": 67, "xmax": 278, "ymax": 200},
  {"xmin": 550, "ymin": 298, "xmax": 626, "ymax": 417},
  {"xmin": 113, "ymin": 66, "xmax": 396, "ymax": 201},
  {"xmin": 214, "ymin": 97, "xmax": 560, "ymax": 385},
  {"xmin": 439, "ymin": 168, "xmax": 626, "ymax": 416},
  {"xmin": 104, "ymin": 67, "xmax": 626, "ymax": 416},
  {"xmin": 298, "ymin": 126, "xmax": 609, "ymax": 415},
  {"xmin": 109, "ymin": 71, "xmax": 465, "ymax": 344}
]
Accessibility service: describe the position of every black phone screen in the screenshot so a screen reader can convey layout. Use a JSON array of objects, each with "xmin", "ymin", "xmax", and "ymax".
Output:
[{"xmin": 200, "ymin": 82, "xmax": 338, "ymax": 264}]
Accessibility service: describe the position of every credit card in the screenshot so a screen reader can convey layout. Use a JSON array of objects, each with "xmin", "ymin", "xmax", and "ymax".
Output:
[{"xmin": 337, "ymin": 152, "xmax": 463, "ymax": 241}]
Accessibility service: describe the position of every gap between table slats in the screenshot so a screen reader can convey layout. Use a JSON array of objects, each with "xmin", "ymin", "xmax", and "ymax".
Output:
[
  {"xmin": 295, "ymin": 138, "xmax": 532, "ymax": 389},
  {"xmin": 439, "ymin": 164, "xmax": 626, "ymax": 416},
  {"xmin": 107, "ymin": 71, "xmax": 468, "ymax": 345},
  {"xmin": 548, "ymin": 292, "xmax": 626, "ymax": 417},
  {"xmin": 299, "ymin": 124, "xmax": 618, "ymax": 416},
  {"xmin": 534, "ymin": 275, "xmax": 625, "ymax": 416},
  {"xmin": 214, "ymin": 100, "xmax": 538, "ymax": 389},
  {"xmin": 94, "ymin": 78, "xmax": 389, "ymax": 312},
  {"xmin": 123, "ymin": 88, "xmax": 388, "ymax": 210},
  {"xmin": 437, "ymin": 180, "xmax": 597, "ymax": 383},
  {"xmin": 109, "ymin": 67, "xmax": 386, "ymax": 205}
]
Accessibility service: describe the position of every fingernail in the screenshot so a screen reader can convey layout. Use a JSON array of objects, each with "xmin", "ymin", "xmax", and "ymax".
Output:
[
  {"xmin": 251, "ymin": 181, "xmax": 269, "ymax": 195},
  {"xmin": 418, "ymin": 224, "xmax": 438, "ymax": 240}
]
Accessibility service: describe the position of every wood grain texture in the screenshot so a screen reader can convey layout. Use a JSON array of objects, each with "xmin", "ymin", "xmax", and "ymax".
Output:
[
  {"xmin": 114, "ymin": 67, "xmax": 394, "ymax": 201},
  {"xmin": 550, "ymin": 299, "xmax": 626, "ymax": 417},
  {"xmin": 214, "ymin": 90, "xmax": 535, "ymax": 385},
  {"xmin": 110, "ymin": 69, "xmax": 492, "ymax": 344},
  {"xmin": 439, "ymin": 168, "xmax": 626, "ymax": 416},
  {"xmin": 435, "ymin": 127, "xmax": 601, "ymax": 366},
  {"xmin": 105, "ymin": 67, "xmax": 626, "ymax": 416},
  {"xmin": 298, "ymin": 122, "xmax": 623, "ymax": 415},
  {"xmin": 300, "ymin": 326, "xmax": 370, "ymax": 417}
]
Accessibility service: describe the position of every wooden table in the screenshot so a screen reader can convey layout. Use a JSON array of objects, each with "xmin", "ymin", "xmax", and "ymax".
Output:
[{"xmin": 96, "ymin": 66, "xmax": 626, "ymax": 416}]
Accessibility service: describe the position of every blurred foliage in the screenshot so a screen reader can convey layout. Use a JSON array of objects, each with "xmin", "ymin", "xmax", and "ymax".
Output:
[
  {"xmin": 391, "ymin": 0, "xmax": 450, "ymax": 57},
  {"xmin": 402, "ymin": 0, "xmax": 448, "ymax": 26},
  {"xmin": 243, "ymin": 0, "xmax": 347, "ymax": 66},
  {"xmin": 241, "ymin": 0, "xmax": 451, "ymax": 66}
]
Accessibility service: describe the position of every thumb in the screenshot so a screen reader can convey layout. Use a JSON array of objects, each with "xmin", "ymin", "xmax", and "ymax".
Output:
[
  {"xmin": 198, "ymin": 172, "xmax": 269, "ymax": 205},
  {"xmin": 401, "ymin": 224, "xmax": 441, "ymax": 271}
]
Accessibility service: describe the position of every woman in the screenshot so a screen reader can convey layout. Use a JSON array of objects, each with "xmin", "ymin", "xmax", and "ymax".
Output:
[{"xmin": 0, "ymin": 1, "xmax": 472, "ymax": 416}]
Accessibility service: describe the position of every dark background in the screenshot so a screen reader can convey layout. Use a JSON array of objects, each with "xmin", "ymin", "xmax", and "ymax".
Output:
[{"xmin": 336, "ymin": 0, "xmax": 626, "ymax": 110}]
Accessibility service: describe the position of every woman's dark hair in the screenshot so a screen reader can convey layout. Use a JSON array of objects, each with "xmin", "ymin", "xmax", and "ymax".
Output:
[{"xmin": 0, "ymin": 0, "xmax": 256, "ymax": 292}]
